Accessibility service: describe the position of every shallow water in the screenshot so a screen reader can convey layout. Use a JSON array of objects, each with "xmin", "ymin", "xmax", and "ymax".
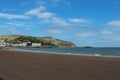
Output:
[{"xmin": 11, "ymin": 47, "xmax": 120, "ymax": 57}]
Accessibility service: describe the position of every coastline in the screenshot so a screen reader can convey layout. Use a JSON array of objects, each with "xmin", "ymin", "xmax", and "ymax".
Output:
[
  {"xmin": 0, "ymin": 50, "xmax": 120, "ymax": 80},
  {"xmin": 10, "ymin": 48, "xmax": 120, "ymax": 58}
]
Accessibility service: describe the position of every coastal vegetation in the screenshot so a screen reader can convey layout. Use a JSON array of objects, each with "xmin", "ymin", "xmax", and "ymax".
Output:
[{"xmin": 0, "ymin": 35, "xmax": 76, "ymax": 48}]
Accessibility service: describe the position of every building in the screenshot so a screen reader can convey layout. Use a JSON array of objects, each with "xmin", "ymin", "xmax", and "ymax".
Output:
[
  {"xmin": 32, "ymin": 43, "xmax": 41, "ymax": 47},
  {"xmin": 12, "ymin": 43, "xmax": 27, "ymax": 47},
  {"xmin": 0, "ymin": 40, "xmax": 6, "ymax": 47}
]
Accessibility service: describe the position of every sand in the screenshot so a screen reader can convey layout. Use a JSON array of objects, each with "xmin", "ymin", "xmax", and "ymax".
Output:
[{"xmin": 0, "ymin": 50, "xmax": 120, "ymax": 80}]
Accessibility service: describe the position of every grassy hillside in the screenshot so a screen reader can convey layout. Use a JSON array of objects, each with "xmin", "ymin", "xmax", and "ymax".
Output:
[{"xmin": 0, "ymin": 35, "xmax": 76, "ymax": 48}]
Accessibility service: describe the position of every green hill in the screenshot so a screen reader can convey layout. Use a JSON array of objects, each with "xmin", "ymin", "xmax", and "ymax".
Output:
[{"xmin": 0, "ymin": 35, "xmax": 76, "ymax": 48}]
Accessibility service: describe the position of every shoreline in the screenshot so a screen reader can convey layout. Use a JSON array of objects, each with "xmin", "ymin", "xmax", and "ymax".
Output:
[
  {"xmin": 0, "ymin": 50, "xmax": 120, "ymax": 80},
  {"xmin": 9, "ymin": 48, "xmax": 120, "ymax": 58}
]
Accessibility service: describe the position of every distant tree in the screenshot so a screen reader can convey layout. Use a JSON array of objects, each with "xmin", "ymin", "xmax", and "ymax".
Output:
[{"xmin": 26, "ymin": 42, "xmax": 32, "ymax": 46}]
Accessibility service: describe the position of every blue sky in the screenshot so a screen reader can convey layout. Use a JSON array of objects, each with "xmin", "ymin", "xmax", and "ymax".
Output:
[{"xmin": 0, "ymin": 0, "xmax": 120, "ymax": 47}]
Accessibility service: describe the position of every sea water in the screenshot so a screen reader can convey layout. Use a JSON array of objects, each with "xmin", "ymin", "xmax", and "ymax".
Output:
[{"xmin": 11, "ymin": 47, "xmax": 120, "ymax": 57}]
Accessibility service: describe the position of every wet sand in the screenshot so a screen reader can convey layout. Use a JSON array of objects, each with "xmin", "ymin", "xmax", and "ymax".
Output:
[{"xmin": 0, "ymin": 50, "xmax": 120, "ymax": 80}]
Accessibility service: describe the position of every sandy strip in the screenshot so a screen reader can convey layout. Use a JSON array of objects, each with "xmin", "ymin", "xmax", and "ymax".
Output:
[{"xmin": 0, "ymin": 50, "xmax": 120, "ymax": 80}]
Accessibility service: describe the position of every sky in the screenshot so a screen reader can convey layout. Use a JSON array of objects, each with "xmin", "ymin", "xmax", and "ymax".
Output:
[{"xmin": 0, "ymin": 0, "xmax": 120, "ymax": 47}]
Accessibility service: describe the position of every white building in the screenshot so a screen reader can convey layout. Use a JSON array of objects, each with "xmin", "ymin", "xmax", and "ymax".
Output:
[
  {"xmin": 0, "ymin": 44, "xmax": 6, "ymax": 47},
  {"xmin": 32, "ymin": 43, "xmax": 41, "ymax": 47},
  {"xmin": 0, "ymin": 40, "xmax": 6, "ymax": 47},
  {"xmin": 12, "ymin": 43, "xmax": 27, "ymax": 47},
  {"xmin": 0, "ymin": 40, "xmax": 4, "ymax": 43}
]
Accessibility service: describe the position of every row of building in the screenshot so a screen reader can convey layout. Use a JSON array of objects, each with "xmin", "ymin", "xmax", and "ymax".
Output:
[{"xmin": 0, "ymin": 40, "xmax": 41, "ymax": 47}]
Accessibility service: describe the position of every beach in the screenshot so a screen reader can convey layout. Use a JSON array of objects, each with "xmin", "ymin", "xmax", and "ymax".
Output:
[{"xmin": 0, "ymin": 50, "xmax": 120, "ymax": 80}]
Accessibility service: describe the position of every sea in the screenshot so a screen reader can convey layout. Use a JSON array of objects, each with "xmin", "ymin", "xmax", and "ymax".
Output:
[{"xmin": 11, "ymin": 47, "xmax": 120, "ymax": 57}]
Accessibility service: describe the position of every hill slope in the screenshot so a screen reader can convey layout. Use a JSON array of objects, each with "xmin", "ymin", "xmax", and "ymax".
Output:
[{"xmin": 0, "ymin": 35, "xmax": 76, "ymax": 48}]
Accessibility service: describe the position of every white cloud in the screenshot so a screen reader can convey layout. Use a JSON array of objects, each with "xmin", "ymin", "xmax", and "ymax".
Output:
[
  {"xmin": 51, "ymin": 17, "xmax": 70, "ymax": 27},
  {"xmin": 50, "ymin": 0, "xmax": 71, "ymax": 7},
  {"xmin": 37, "ymin": 0, "xmax": 46, "ymax": 5},
  {"xmin": 76, "ymin": 32, "xmax": 96, "ymax": 38},
  {"xmin": 25, "ymin": 6, "xmax": 45, "ymax": 15},
  {"xmin": 101, "ymin": 31, "xmax": 112, "ymax": 34},
  {"xmin": 40, "ymin": 19, "xmax": 50, "ymax": 23},
  {"xmin": 100, "ymin": 30, "xmax": 120, "ymax": 41},
  {"xmin": 6, "ymin": 21, "xmax": 34, "ymax": 27},
  {"xmin": 6, "ymin": 22, "xmax": 25, "ymax": 26},
  {"xmin": 104, "ymin": 34, "xmax": 120, "ymax": 41},
  {"xmin": 39, "ymin": 16, "xmax": 70, "ymax": 27},
  {"xmin": 26, "ymin": 28, "xmax": 32, "ymax": 31},
  {"xmin": 51, "ymin": 0, "xmax": 60, "ymax": 6},
  {"xmin": 8, "ymin": 28, "xmax": 19, "ymax": 33},
  {"xmin": 37, "ymin": 12, "xmax": 55, "ymax": 18},
  {"xmin": 25, "ymin": 6, "xmax": 54, "ymax": 19},
  {"xmin": 25, "ymin": 6, "xmax": 70, "ymax": 28},
  {"xmin": 107, "ymin": 20, "xmax": 120, "ymax": 26},
  {"xmin": 2, "ymin": 9, "xmax": 16, "ymax": 12},
  {"xmin": 46, "ymin": 29, "xmax": 63, "ymax": 34},
  {"xmin": 25, "ymin": 6, "xmax": 91, "ymax": 28},
  {"xmin": 0, "ymin": 13, "xmax": 30, "ymax": 19},
  {"xmin": 68, "ymin": 18, "xmax": 89, "ymax": 24}
]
